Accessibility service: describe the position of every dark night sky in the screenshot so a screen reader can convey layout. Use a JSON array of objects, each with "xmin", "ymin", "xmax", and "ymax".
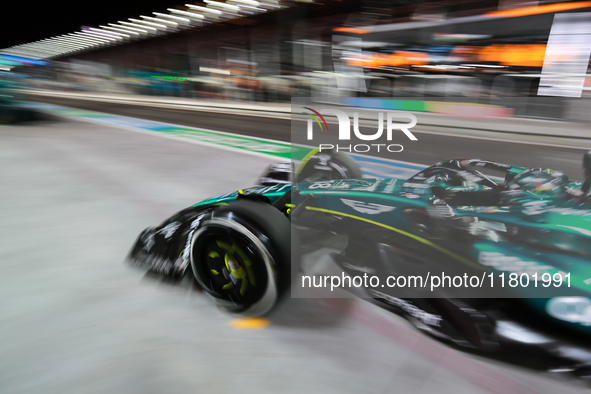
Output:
[{"xmin": 0, "ymin": 1, "xmax": 183, "ymax": 49}]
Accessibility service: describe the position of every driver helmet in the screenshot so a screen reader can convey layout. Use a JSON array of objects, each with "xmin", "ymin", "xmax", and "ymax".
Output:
[{"xmin": 504, "ymin": 168, "xmax": 569, "ymax": 200}]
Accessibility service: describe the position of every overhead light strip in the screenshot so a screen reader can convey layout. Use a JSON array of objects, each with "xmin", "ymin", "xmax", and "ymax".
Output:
[
  {"xmin": 168, "ymin": 9, "xmax": 205, "ymax": 19},
  {"xmin": 153, "ymin": 12, "xmax": 192, "ymax": 23},
  {"xmin": 185, "ymin": 4, "xmax": 223, "ymax": 14}
]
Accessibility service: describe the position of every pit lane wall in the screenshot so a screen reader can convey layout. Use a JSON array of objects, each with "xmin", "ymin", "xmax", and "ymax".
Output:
[
  {"xmin": 342, "ymin": 98, "xmax": 512, "ymax": 118},
  {"xmin": 23, "ymin": 100, "xmax": 424, "ymax": 181},
  {"xmin": 22, "ymin": 89, "xmax": 591, "ymax": 140}
]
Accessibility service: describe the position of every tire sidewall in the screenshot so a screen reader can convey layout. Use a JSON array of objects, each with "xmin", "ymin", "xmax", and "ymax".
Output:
[{"xmin": 190, "ymin": 200, "xmax": 291, "ymax": 316}]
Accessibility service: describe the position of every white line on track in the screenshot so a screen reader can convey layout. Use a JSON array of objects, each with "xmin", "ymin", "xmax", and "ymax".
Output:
[
  {"xmin": 44, "ymin": 107, "xmax": 288, "ymax": 161},
  {"xmin": 42, "ymin": 104, "xmax": 427, "ymax": 171},
  {"xmin": 411, "ymin": 128, "xmax": 591, "ymax": 151},
  {"xmin": 31, "ymin": 92, "xmax": 591, "ymax": 150},
  {"xmin": 41, "ymin": 102, "xmax": 590, "ymax": 181}
]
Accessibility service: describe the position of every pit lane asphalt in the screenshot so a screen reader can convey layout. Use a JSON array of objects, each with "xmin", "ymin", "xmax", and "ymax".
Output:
[
  {"xmin": 30, "ymin": 95, "xmax": 591, "ymax": 181},
  {"xmin": 1, "ymin": 116, "xmax": 589, "ymax": 393}
]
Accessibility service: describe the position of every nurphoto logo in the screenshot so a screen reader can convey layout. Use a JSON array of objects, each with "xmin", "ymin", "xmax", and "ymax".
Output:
[{"xmin": 302, "ymin": 107, "xmax": 418, "ymax": 153}]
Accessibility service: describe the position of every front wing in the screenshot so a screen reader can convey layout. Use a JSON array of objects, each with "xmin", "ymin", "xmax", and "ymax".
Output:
[{"xmin": 127, "ymin": 205, "xmax": 213, "ymax": 277}]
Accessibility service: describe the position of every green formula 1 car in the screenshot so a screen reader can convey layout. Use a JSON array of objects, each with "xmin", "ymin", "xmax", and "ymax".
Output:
[{"xmin": 127, "ymin": 150, "xmax": 591, "ymax": 378}]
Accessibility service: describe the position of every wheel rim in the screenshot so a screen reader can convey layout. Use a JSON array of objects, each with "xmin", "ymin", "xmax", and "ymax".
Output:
[
  {"xmin": 202, "ymin": 233, "xmax": 264, "ymax": 301},
  {"xmin": 191, "ymin": 217, "xmax": 279, "ymax": 316}
]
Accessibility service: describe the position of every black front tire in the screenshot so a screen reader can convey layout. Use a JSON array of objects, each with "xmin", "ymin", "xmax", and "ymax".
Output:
[{"xmin": 190, "ymin": 199, "xmax": 292, "ymax": 316}]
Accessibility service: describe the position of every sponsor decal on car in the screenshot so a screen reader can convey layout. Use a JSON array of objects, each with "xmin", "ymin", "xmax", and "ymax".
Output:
[
  {"xmin": 522, "ymin": 200, "xmax": 591, "ymax": 217},
  {"xmin": 158, "ymin": 222, "xmax": 181, "ymax": 239},
  {"xmin": 369, "ymin": 290, "xmax": 442, "ymax": 327},
  {"xmin": 180, "ymin": 214, "xmax": 206, "ymax": 265},
  {"xmin": 383, "ymin": 179, "xmax": 398, "ymax": 194},
  {"xmin": 547, "ymin": 297, "xmax": 591, "ymax": 326},
  {"xmin": 342, "ymin": 261, "xmax": 376, "ymax": 274},
  {"xmin": 130, "ymin": 250, "xmax": 176, "ymax": 275},
  {"xmin": 401, "ymin": 182, "xmax": 430, "ymax": 189},
  {"xmin": 401, "ymin": 193, "xmax": 420, "ymax": 199},
  {"xmin": 340, "ymin": 198, "xmax": 395, "ymax": 215},
  {"xmin": 478, "ymin": 251, "xmax": 556, "ymax": 276}
]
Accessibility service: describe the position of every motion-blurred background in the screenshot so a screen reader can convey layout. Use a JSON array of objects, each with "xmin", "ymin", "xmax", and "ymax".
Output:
[
  {"xmin": 2, "ymin": 1, "xmax": 591, "ymax": 393},
  {"xmin": 3, "ymin": 0, "xmax": 591, "ymax": 121}
]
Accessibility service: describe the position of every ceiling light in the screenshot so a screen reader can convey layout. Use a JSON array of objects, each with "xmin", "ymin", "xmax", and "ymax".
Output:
[
  {"xmin": 82, "ymin": 31, "xmax": 119, "ymax": 41},
  {"xmin": 230, "ymin": 0, "xmax": 260, "ymax": 5},
  {"xmin": 168, "ymin": 9, "xmax": 205, "ymax": 19},
  {"xmin": 185, "ymin": 4, "xmax": 223, "ymax": 14},
  {"xmin": 67, "ymin": 33, "xmax": 107, "ymax": 44},
  {"xmin": 100, "ymin": 25, "xmax": 141, "ymax": 35},
  {"xmin": 204, "ymin": 0, "xmax": 240, "ymax": 11},
  {"xmin": 118, "ymin": 21, "xmax": 157, "ymax": 32},
  {"xmin": 129, "ymin": 18, "xmax": 168, "ymax": 29},
  {"xmin": 140, "ymin": 15, "xmax": 178, "ymax": 26},
  {"xmin": 109, "ymin": 23, "xmax": 150, "ymax": 34},
  {"xmin": 153, "ymin": 12, "xmax": 191, "ymax": 23},
  {"xmin": 73, "ymin": 33, "xmax": 112, "ymax": 43},
  {"xmin": 87, "ymin": 27, "xmax": 129, "ymax": 38}
]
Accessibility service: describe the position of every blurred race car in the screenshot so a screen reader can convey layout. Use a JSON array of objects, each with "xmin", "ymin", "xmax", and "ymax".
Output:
[
  {"xmin": 127, "ymin": 150, "xmax": 591, "ymax": 378},
  {"xmin": 0, "ymin": 91, "xmax": 42, "ymax": 124}
]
